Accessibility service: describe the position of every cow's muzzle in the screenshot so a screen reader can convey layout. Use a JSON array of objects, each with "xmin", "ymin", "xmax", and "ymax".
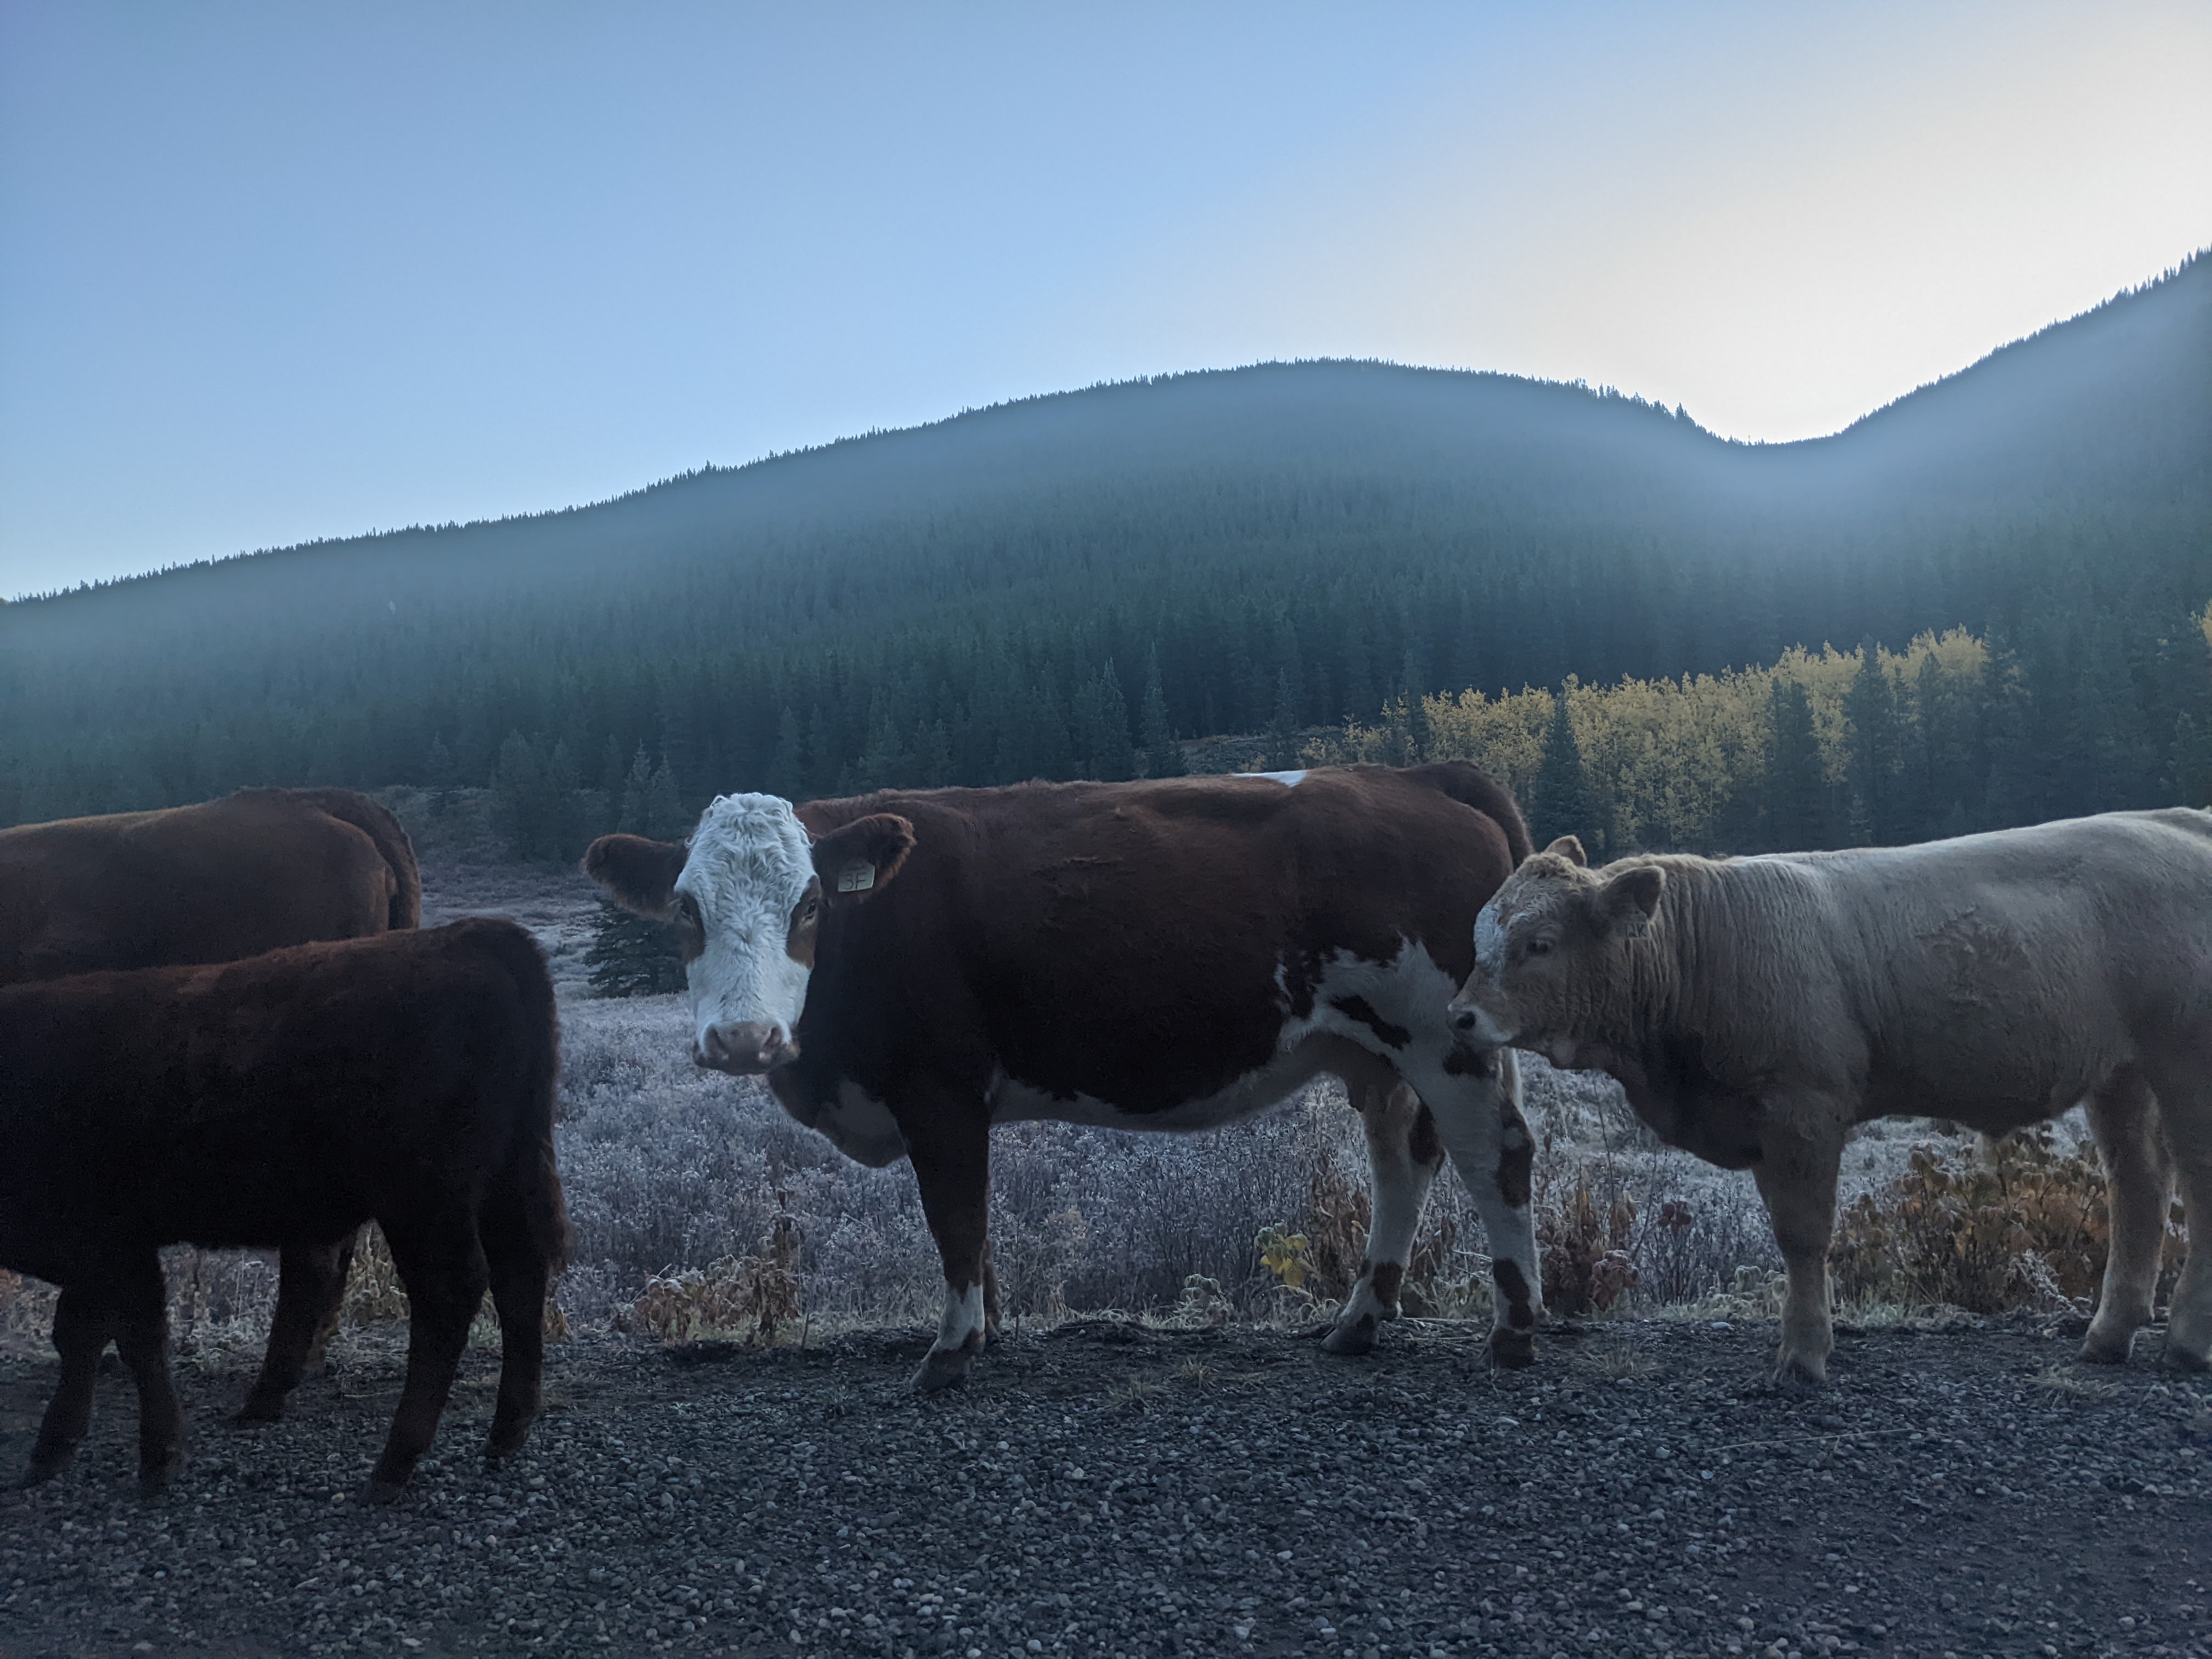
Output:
[
  {"xmin": 1447, "ymin": 1000, "xmax": 1515, "ymax": 1049},
  {"xmin": 696, "ymin": 1021, "xmax": 800, "ymax": 1074}
]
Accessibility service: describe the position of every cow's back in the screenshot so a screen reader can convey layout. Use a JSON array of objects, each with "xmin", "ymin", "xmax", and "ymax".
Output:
[
  {"xmin": 0, "ymin": 918, "xmax": 556, "ymax": 1256},
  {"xmin": 793, "ymin": 766, "xmax": 1526, "ymax": 1112},
  {"xmin": 0, "ymin": 788, "xmax": 420, "ymax": 985},
  {"xmin": 1658, "ymin": 808, "xmax": 2212, "ymax": 1128}
]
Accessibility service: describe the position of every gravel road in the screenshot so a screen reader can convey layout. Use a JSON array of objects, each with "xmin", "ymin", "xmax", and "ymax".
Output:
[{"xmin": 2, "ymin": 1314, "xmax": 2207, "ymax": 1659}]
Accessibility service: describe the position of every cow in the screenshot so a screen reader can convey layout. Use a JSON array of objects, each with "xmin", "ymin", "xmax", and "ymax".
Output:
[
  {"xmin": 1446, "ymin": 810, "xmax": 2212, "ymax": 1384},
  {"xmin": 0, "ymin": 918, "xmax": 568, "ymax": 1500},
  {"xmin": 584, "ymin": 764, "xmax": 1544, "ymax": 1390},
  {"xmin": 0, "ymin": 787, "xmax": 422, "ymax": 1424}
]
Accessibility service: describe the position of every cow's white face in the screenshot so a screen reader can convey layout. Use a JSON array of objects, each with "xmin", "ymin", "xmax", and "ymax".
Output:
[
  {"xmin": 582, "ymin": 795, "xmax": 916, "ymax": 1075},
  {"xmin": 676, "ymin": 794, "xmax": 820, "ymax": 1070}
]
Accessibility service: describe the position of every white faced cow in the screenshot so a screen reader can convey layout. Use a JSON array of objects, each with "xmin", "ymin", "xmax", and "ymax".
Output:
[
  {"xmin": 1450, "ymin": 811, "xmax": 2212, "ymax": 1383},
  {"xmin": 586, "ymin": 765, "xmax": 1544, "ymax": 1389}
]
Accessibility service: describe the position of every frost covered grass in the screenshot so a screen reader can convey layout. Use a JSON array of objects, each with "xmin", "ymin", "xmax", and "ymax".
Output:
[
  {"xmin": 549, "ymin": 994, "xmax": 1799, "ymax": 1334},
  {"xmin": 0, "ymin": 988, "xmax": 2124, "ymax": 1356}
]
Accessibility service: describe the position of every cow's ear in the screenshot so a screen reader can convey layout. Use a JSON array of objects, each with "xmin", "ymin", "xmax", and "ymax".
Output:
[
  {"xmin": 1543, "ymin": 835, "xmax": 1588, "ymax": 867},
  {"xmin": 1595, "ymin": 865, "xmax": 1664, "ymax": 938},
  {"xmin": 811, "ymin": 814, "xmax": 915, "ymax": 902},
  {"xmin": 583, "ymin": 834, "xmax": 687, "ymax": 919}
]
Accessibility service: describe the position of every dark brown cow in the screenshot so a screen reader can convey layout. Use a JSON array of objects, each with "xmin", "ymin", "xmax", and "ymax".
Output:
[
  {"xmin": 0, "ymin": 918, "xmax": 568, "ymax": 1500},
  {"xmin": 0, "ymin": 787, "xmax": 422, "ymax": 1423},
  {"xmin": 585, "ymin": 765, "xmax": 1543, "ymax": 1389}
]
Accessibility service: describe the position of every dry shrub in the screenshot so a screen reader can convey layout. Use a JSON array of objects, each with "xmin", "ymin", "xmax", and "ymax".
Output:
[
  {"xmin": 1298, "ymin": 1137, "xmax": 1369, "ymax": 1302},
  {"xmin": 341, "ymin": 1226, "xmax": 412, "ymax": 1326},
  {"xmin": 621, "ymin": 1212, "xmax": 802, "ymax": 1344},
  {"xmin": 0, "ymin": 1268, "xmax": 57, "ymax": 1341},
  {"xmin": 1538, "ymin": 1180, "xmax": 1639, "ymax": 1317},
  {"xmin": 1830, "ymin": 1126, "xmax": 2177, "ymax": 1314},
  {"xmin": 338, "ymin": 1224, "xmax": 571, "ymax": 1340}
]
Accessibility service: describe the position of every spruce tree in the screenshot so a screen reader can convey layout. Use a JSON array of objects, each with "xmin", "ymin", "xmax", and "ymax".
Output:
[
  {"xmin": 1763, "ymin": 680, "xmax": 1829, "ymax": 850},
  {"xmin": 765, "ymin": 709, "xmax": 805, "ymax": 800},
  {"xmin": 1844, "ymin": 642, "xmax": 1900, "ymax": 844},
  {"xmin": 1527, "ymin": 691, "xmax": 1599, "ymax": 851},
  {"xmin": 644, "ymin": 756, "xmax": 686, "ymax": 840},
  {"xmin": 584, "ymin": 900, "xmax": 687, "ymax": 997},
  {"xmin": 1140, "ymin": 650, "xmax": 1185, "ymax": 777},
  {"xmin": 619, "ymin": 744, "xmax": 654, "ymax": 834}
]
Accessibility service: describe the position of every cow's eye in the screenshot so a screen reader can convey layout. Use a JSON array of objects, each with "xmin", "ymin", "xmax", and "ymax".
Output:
[
  {"xmin": 1524, "ymin": 937, "xmax": 1553, "ymax": 958},
  {"xmin": 676, "ymin": 895, "xmax": 699, "ymax": 924},
  {"xmin": 799, "ymin": 896, "xmax": 820, "ymax": 922}
]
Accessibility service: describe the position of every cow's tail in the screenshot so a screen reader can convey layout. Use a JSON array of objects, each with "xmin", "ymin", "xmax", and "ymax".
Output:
[
  {"xmin": 290, "ymin": 788, "xmax": 424, "ymax": 932},
  {"xmin": 1410, "ymin": 761, "xmax": 1535, "ymax": 866},
  {"xmin": 469, "ymin": 917, "xmax": 572, "ymax": 1272}
]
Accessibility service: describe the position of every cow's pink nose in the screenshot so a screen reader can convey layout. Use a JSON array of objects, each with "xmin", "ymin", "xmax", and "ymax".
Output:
[{"xmin": 697, "ymin": 1022, "xmax": 799, "ymax": 1074}]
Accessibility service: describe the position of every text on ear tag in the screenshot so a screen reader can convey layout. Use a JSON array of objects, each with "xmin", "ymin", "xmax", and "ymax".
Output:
[{"xmin": 837, "ymin": 861, "xmax": 876, "ymax": 893}]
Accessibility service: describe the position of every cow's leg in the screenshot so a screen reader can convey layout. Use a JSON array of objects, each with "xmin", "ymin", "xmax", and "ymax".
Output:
[
  {"xmin": 111, "ymin": 1254, "xmax": 186, "ymax": 1498},
  {"xmin": 1751, "ymin": 1120, "xmax": 1844, "ymax": 1384},
  {"xmin": 2082, "ymin": 1069, "xmax": 2169, "ymax": 1364},
  {"xmin": 981, "ymin": 1246, "xmax": 1003, "ymax": 1339},
  {"xmin": 1408, "ymin": 1047, "xmax": 1543, "ymax": 1367},
  {"xmin": 24, "ymin": 1288, "xmax": 109, "ymax": 1486},
  {"xmin": 238, "ymin": 1235, "xmax": 354, "ymax": 1424},
  {"xmin": 1324, "ymin": 1080, "xmax": 1444, "ymax": 1356},
  {"xmin": 303, "ymin": 1226, "xmax": 360, "ymax": 1368},
  {"xmin": 364, "ymin": 1209, "xmax": 489, "ymax": 1502},
  {"xmin": 480, "ymin": 1189, "xmax": 552, "ymax": 1463},
  {"xmin": 2152, "ymin": 1071, "xmax": 2212, "ymax": 1370},
  {"xmin": 905, "ymin": 1104, "xmax": 993, "ymax": 1392}
]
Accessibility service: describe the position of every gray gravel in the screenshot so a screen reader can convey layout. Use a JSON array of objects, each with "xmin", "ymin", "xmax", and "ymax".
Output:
[{"xmin": 2, "ymin": 1314, "xmax": 2208, "ymax": 1659}]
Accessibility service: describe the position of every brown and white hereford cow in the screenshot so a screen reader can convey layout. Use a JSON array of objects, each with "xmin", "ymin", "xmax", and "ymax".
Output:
[
  {"xmin": 0, "ymin": 787, "xmax": 421, "ymax": 1424},
  {"xmin": 1448, "ymin": 810, "xmax": 2212, "ymax": 1383},
  {"xmin": 586, "ymin": 764, "xmax": 1544, "ymax": 1388}
]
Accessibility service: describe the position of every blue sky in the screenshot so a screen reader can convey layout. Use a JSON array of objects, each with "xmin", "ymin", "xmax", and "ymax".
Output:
[{"xmin": 2, "ymin": 2, "xmax": 2207, "ymax": 597}]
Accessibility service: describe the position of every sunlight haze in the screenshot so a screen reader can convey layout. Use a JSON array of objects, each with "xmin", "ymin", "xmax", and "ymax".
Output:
[{"xmin": 1, "ymin": 0, "xmax": 2206, "ymax": 596}]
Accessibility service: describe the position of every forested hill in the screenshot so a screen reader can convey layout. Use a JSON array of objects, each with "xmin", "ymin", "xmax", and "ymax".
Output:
[{"xmin": 2, "ymin": 254, "xmax": 2206, "ymax": 842}]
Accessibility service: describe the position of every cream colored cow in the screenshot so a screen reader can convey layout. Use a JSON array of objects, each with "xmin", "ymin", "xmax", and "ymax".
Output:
[{"xmin": 1449, "ymin": 809, "xmax": 2212, "ymax": 1383}]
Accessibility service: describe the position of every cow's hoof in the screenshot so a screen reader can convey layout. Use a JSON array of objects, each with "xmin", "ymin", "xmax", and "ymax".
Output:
[
  {"xmin": 1321, "ymin": 1314, "xmax": 1379, "ymax": 1357},
  {"xmin": 2158, "ymin": 1339, "xmax": 2211, "ymax": 1373},
  {"xmin": 21, "ymin": 1442, "xmax": 77, "ymax": 1488},
  {"xmin": 137, "ymin": 1457, "xmax": 183, "ymax": 1502},
  {"xmin": 233, "ymin": 1395, "xmax": 287, "ymax": 1427},
  {"xmin": 1489, "ymin": 1329, "xmax": 1537, "ymax": 1370},
  {"xmin": 2076, "ymin": 1331, "xmax": 2134, "ymax": 1366},
  {"xmin": 1773, "ymin": 1352, "xmax": 1829, "ymax": 1387},
  {"xmin": 360, "ymin": 1477, "xmax": 410, "ymax": 1506},
  {"xmin": 912, "ymin": 1346, "xmax": 974, "ymax": 1393},
  {"xmin": 484, "ymin": 1421, "xmax": 535, "ymax": 1462}
]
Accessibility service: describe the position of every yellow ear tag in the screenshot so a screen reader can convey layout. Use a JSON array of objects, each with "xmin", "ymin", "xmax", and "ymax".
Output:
[{"xmin": 837, "ymin": 861, "xmax": 876, "ymax": 894}]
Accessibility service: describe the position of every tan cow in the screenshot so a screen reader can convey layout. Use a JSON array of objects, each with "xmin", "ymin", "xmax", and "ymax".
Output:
[{"xmin": 1447, "ymin": 809, "xmax": 2212, "ymax": 1382}]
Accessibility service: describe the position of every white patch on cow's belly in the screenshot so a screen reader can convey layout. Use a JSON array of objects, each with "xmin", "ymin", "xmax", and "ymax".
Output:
[
  {"xmin": 988, "ymin": 939, "xmax": 1459, "ymax": 1131},
  {"xmin": 811, "ymin": 1080, "xmax": 908, "ymax": 1167},
  {"xmin": 1242, "ymin": 769, "xmax": 1306, "ymax": 787}
]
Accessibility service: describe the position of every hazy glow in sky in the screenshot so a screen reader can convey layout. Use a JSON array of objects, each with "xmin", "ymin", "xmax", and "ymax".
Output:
[{"xmin": 2, "ymin": 2, "xmax": 2207, "ymax": 596}]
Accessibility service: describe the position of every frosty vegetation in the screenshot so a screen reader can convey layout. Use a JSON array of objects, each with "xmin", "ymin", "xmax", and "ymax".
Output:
[{"xmin": 0, "ymin": 989, "xmax": 2123, "ymax": 1356}]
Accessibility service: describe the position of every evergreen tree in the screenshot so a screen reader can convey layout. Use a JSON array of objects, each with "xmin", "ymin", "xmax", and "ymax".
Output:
[
  {"xmin": 644, "ymin": 755, "xmax": 687, "ymax": 840},
  {"xmin": 1526, "ymin": 691, "xmax": 1599, "ymax": 850},
  {"xmin": 1263, "ymin": 670, "xmax": 1301, "ymax": 768},
  {"xmin": 618, "ymin": 744, "xmax": 654, "ymax": 834},
  {"xmin": 584, "ymin": 900, "xmax": 687, "ymax": 997},
  {"xmin": 1139, "ymin": 650, "xmax": 1185, "ymax": 777},
  {"xmin": 1844, "ymin": 642, "xmax": 1900, "ymax": 844},
  {"xmin": 765, "ymin": 709, "xmax": 805, "ymax": 800},
  {"xmin": 1076, "ymin": 661, "xmax": 1137, "ymax": 781},
  {"xmin": 1763, "ymin": 680, "xmax": 1829, "ymax": 850}
]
